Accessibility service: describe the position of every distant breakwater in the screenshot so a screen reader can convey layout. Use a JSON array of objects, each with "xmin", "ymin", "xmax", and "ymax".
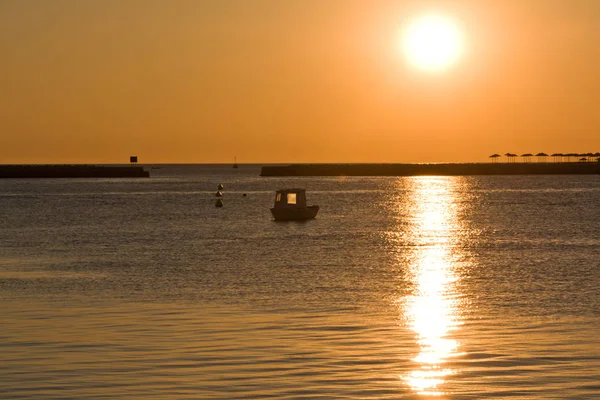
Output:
[
  {"xmin": 261, "ymin": 163, "xmax": 600, "ymax": 177},
  {"xmin": 0, "ymin": 165, "xmax": 150, "ymax": 178}
]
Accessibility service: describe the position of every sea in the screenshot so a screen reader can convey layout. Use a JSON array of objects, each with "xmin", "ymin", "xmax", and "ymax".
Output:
[{"xmin": 1, "ymin": 164, "xmax": 599, "ymax": 399}]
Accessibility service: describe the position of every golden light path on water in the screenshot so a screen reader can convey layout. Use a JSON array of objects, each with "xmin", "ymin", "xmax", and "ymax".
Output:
[{"xmin": 400, "ymin": 177, "xmax": 465, "ymax": 396}]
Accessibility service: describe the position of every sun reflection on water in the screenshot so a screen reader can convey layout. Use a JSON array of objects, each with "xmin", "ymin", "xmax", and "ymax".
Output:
[{"xmin": 400, "ymin": 177, "xmax": 465, "ymax": 396}]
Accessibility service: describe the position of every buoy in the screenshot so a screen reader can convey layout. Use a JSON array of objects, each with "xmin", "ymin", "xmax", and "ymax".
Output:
[
  {"xmin": 215, "ymin": 199, "xmax": 223, "ymax": 207},
  {"xmin": 215, "ymin": 191, "xmax": 222, "ymax": 197},
  {"xmin": 218, "ymin": 184, "xmax": 224, "ymax": 190}
]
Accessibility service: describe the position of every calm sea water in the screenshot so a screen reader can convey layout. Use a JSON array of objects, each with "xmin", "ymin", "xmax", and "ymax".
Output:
[{"xmin": 1, "ymin": 165, "xmax": 599, "ymax": 399}]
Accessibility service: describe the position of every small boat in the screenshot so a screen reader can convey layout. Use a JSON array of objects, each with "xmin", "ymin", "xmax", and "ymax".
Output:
[
  {"xmin": 215, "ymin": 198, "xmax": 223, "ymax": 207},
  {"xmin": 270, "ymin": 188, "xmax": 319, "ymax": 221},
  {"xmin": 218, "ymin": 184, "xmax": 224, "ymax": 190},
  {"xmin": 215, "ymin": 191, "xmax": 222, "ymax": 197}
]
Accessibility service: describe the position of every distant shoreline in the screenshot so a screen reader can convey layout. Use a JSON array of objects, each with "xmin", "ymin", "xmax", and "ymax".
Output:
[
  {"xmin": 0, "ymin": 165, "xmax": 149, "ymax": 178},
  {"xmin": 261, "ymin": 162, "xmax": 600, "ymax": 176}
]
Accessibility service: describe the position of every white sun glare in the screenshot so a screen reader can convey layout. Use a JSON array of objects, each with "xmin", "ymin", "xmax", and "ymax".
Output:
[{"xmin": 402, "ymin": 14, "xmax": 465, "ymax": 72}]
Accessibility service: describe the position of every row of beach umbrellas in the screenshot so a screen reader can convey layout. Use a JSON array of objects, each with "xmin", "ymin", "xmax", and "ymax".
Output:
[{"xmin": 489, "ymin": 152, "xmax": 600, "ymax": 163}]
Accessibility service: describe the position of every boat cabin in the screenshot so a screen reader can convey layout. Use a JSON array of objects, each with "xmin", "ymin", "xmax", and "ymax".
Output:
[
  {"xmin": 273, "ymin": 188, "xmax": 307, "ymax": 208},
  {"xmin": 270, "ymin": 188, "xmax": 319, "ymax": 221}
]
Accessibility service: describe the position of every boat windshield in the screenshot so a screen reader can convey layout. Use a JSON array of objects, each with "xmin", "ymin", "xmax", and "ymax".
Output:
[{"xmin": 287, "ymin": 193, "xmax": 296, "ymax": 204}]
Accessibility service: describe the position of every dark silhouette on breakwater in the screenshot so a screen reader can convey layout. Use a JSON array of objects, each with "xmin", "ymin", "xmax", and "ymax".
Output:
[
  {"xmin": 490, "ymin": 152, "xmax": 600, "ymax": 163},
  {"xmin": 536, "ymin": 152, "xmax": 549, "ymax": 162},
  {"xmin": 521, "ymin": 153, "xmax": 534, "ymax": 163},
  {"xmin": 504, "ymin": 153, "xmax": 519, "ymax": 163},
  {"xmin": 260, "ymin": 162, "xmax": 600, "ymax": 177},
  {"xmin": 0, "ymin": 165, "xmax": 150, "ymax": 178}
]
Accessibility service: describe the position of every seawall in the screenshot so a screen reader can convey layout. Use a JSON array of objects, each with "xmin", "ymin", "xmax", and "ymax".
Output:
[
  {"xmin": 261, "ymin": 163, "xmax": 600, "ymax": 176},
  {"xmin": 0, "ymin": 165, "xmax": 150, "ymax": 178}
]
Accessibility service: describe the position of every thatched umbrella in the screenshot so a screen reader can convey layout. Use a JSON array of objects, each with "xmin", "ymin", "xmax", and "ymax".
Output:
[
  {"xmin": 551, "ymin": 153, "xmax": 563, "ymax": 162},
  {"xmin": 504, "ymin": 153, "xmax": 518, "ymax": 163},
  {"xmin": 521, "ymin": 153, "xmax": 533, "ymax": 163},
  {"xmin": 489, "ymin": 153, "xmax": 501, "ymax": 163},
  {"xmin": 594, "ymin": 152, "xmax": 600, "ymax": 162},
  {"xmin": 536, "ymin": 152, "xmax": 548, "ymax": 162}
]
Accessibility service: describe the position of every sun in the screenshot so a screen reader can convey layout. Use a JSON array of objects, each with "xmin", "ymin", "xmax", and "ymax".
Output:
[{"xmin": 402, "ymin": 14, "xmax": 465, "ymax": 72}]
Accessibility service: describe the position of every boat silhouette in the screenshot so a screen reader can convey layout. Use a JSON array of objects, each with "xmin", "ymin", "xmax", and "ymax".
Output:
[{"xmin": 270, "ymin": 189, "xmax": 319, "ymax": 221}]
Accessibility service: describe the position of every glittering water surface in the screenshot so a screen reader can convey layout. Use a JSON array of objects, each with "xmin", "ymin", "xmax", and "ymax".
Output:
[{"xmin": 1, "ymin": 165, "xmax": 599, "ymax": 399}]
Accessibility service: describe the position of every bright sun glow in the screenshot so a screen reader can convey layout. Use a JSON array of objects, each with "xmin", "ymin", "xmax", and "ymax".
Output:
[{"xmin": 402, "ymin": 14, "xmax": 464, "ymax": 72}]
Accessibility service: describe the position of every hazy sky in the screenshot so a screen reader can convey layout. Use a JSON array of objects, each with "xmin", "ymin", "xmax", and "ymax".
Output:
[{"xmin": 1, "ymin": 0, "xmax": 599, "ymax": 163}]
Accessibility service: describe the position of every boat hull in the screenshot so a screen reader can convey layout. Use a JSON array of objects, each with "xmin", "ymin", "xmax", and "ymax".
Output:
[{"xmin": 270, "ymin": 205, "xmax": 319, "ymax": 221}]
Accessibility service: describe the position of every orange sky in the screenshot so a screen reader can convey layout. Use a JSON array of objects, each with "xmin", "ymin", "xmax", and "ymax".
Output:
[{"xmin": 1, "ymin": 0, "xmax": 599, "ymax": 164}]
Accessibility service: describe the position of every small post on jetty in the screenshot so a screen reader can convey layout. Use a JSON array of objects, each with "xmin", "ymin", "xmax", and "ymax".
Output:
[{"xmin": 130, "ymin": 156, "xmax": 138, "ymax": 167}]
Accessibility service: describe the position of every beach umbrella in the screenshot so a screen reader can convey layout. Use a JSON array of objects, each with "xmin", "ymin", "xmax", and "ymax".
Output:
[
  {"xmin": 535, "ymin": 152, "xmax": 548, "ymax": 162},
  {"xmin": 564, "ymin": 153, "xmax": 577, "ymax": 162},
  {"xmin": 489, "ymin": 154, "xmax": 501, "ymax": 163},
  {"xmin": 551, "ymin": 153, "xmax": 563, "ymax": 162},
  {"xmin": 521, "ymin": 153, "xmax": 533, "ymax": 163}
]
